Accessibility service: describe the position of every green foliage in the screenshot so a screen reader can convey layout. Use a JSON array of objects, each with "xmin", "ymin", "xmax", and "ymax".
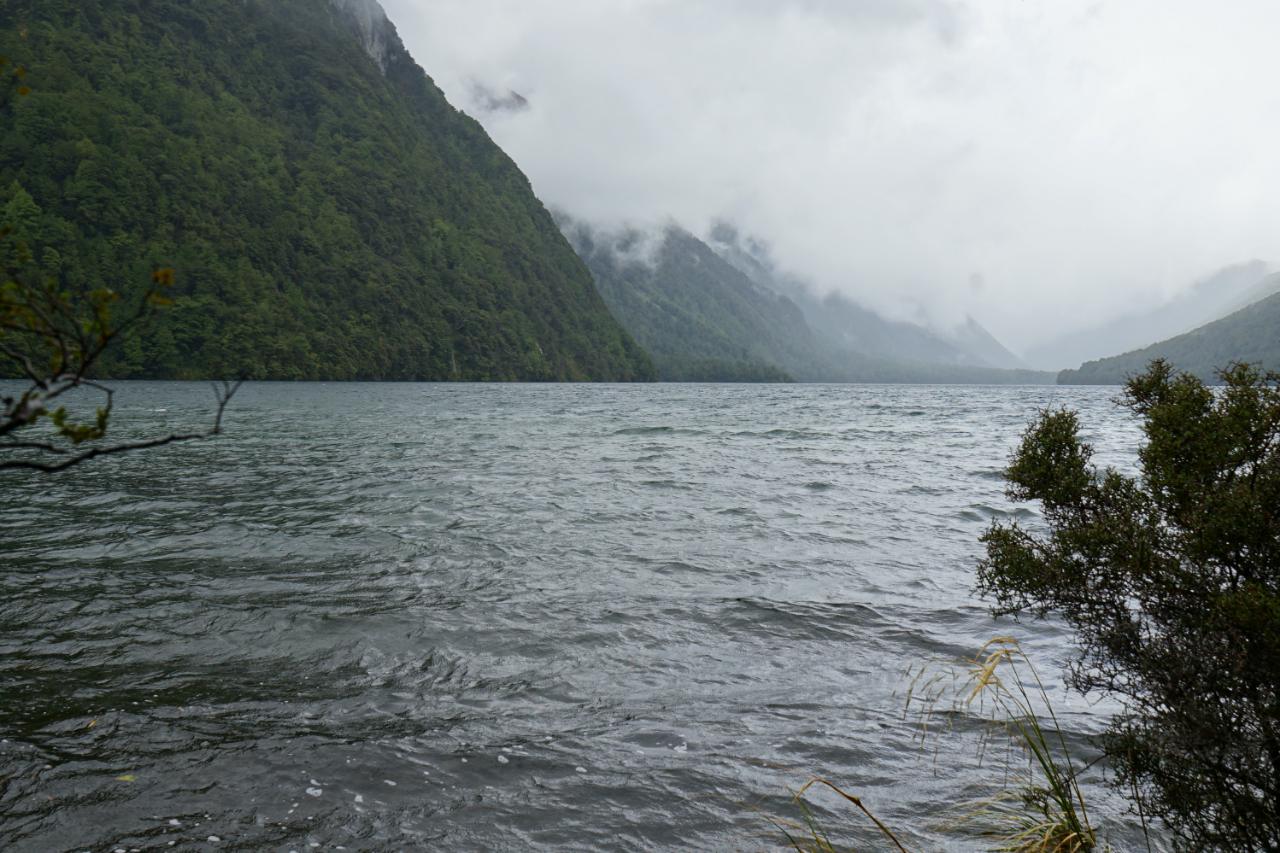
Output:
[
  {"xmin": 0, "ymin": 0, "xmax": 652, "ymax": 381},
  {"xmin": 0, "ymin": 49, "xmax": 244, "ymax": 474},
  {"xmin": 1059, "ymin": 291, "xmax": 1280, "ymax": 385},
  {"xmin": 1, "ymin": 62, "xmax": 142, "ymax": 455},
  {"xmin": 979, "ymin": 359, "xmax": 1280, "ymax": 850}
]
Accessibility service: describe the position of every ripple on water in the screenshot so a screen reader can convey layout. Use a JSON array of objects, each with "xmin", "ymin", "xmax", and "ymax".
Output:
[{"xmin": 0, "ymin": 381, "xmax": 1148, "ymax": 851}]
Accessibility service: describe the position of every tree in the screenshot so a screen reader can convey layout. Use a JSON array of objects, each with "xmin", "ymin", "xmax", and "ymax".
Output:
[
  {"xmin": 0, "ymin": 57, "xmax": 239, "ymax": 473},
  {"xmin": 978, "ymin": 359, "xmax": 1280, "ymax": 850}
]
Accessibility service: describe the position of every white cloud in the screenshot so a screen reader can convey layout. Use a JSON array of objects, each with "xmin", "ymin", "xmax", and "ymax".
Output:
[{"xmin": 381, "ymin": 0, "xmax": 1280, "ymax": 351}]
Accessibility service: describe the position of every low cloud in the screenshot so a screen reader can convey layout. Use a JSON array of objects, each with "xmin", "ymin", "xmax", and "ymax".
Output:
[{"xmin": 382, "ymin": 0, "xmax": 1280, "ymax": 351}]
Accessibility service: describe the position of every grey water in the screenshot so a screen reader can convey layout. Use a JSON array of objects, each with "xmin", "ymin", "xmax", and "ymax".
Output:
[{"xmin": 1, "ymin": 382, "xmax": 1153, "ymax": 851}]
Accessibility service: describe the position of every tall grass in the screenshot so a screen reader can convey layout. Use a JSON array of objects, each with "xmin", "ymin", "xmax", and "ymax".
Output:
[
  {"xmin": 777, "ymin": 637, "xmax": 1113, "ymax": 852},
  {"xmin": 906, "ymin": 637, "xmax": 1102, "ymax": 852}
]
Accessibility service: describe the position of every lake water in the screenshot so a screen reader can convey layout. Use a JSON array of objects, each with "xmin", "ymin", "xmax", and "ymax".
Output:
[{"xmin": 0, "ymin": 382, "xmax": 1156, "ymax": 851}]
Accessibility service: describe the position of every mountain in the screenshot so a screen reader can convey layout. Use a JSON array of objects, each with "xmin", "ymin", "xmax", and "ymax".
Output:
[
  {"xmin": 1059, "ymin": 289, "xmax": 1280, "ymax": 384},
  {"xmin": 1027, "ymin": 261, "xmax": 1272, "ymax": 370},
  {"xmin": 0, "ymin": 0, "xmax": 652, "ymax": 380},
  {"xmin": 560, "ymin": 217, "xmax": 806, "ymax": 380},
  {"xmin": 943, "ymin": 317, "xmax": 1029, "ymax": 371},
  {"xmin": 566, "ymin": 216, "xmax": 1052, "ymax": 383},
  {"xmin": 704, "ymin": 224, "xmax": 1038, "ymax": 375},
  {"xmin": 1226, "ymin": 271, "xmax": 1280, "ymax": 315},
  {"xmin": 793, "ymin": 291, "xmax": 1026, "ymax": 371}
]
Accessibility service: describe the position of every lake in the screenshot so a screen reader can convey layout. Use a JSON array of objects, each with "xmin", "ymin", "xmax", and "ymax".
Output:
[{"xmin": 0, "ymin": 382, "xmax": 1154, "ymax": 851}]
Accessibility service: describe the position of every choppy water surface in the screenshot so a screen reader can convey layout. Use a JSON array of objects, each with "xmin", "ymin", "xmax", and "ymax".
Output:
[{"xmin": 1, "ymin": 382, "xmax": 1153, "ymax": 851}]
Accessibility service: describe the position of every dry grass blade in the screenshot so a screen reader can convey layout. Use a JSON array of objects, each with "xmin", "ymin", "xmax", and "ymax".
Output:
[
  {"xmin": 790, "ymin": 778, "xmax": 909, "ymax": 853},
  {"xmin": 769, "ymin": 638, "xmax": 1121, "ymax": 852},
  {"xmin": 911, "ymin": 637, "xmax": 1103, "ymax": 852}
]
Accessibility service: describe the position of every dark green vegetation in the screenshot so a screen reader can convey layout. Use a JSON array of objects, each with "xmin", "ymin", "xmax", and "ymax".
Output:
[
  {"xmin": 1060, "ymin": 282, "xmax": 1280, "ymax": 384},
  {"xmin": 563, "ymin": 216, "xmax": 1052, "ymax": 384},
  {"xmin": 980, "ymin": 360, "xmax": 1280, "ymax": 850},
  {"xmin": 0, "ymin": 191, "xmax": 240, "ymax": 472},
  {"xmin": 2, "ymin": 41, "xmax": 245, "ymax": 473},
  {"xmin": 0, "ymin": 0, "xmax": 652, "ymax": 381}
]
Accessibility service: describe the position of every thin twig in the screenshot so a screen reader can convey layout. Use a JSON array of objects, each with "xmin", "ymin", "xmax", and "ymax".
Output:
[
  {"xmin": 794, "ymin": 778, "xmax": 910, "ymax": 853},
  {"xmin": 1, "ymin": 380, "xmax": 244, "ymax": 473}
]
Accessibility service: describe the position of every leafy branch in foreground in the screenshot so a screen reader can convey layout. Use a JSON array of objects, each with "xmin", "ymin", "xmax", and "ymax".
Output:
[
  {"xmin": 0, "ymin": 60, "xmax": 240, "ymax": 473},
  {"xmin": 979, "ymin": 359, "xmax": 1280, "ymax": 850},
  {"xmin": 0, "ymin": 251, "xmax": 243, "ymax": 472},
  {"xmin": 0, "ymin": 379, "xmax": 242, "ymax": 473}
]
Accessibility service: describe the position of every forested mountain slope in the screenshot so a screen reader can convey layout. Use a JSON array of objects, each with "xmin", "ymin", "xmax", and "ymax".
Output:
[
  {"xmin": 561, "ymin": 218, "xmax": 810, "ymax": 380},
  {"xmin": 0, "ymin": 0, "xmax": 652, "ymax": 380},
  {"xmin": 565, "ymin": 216, "xmax": 1052, "ymax": 384},
  {"xmin": 1059, "ymin": 288, "xmax": 1280, "ymax": 384}
]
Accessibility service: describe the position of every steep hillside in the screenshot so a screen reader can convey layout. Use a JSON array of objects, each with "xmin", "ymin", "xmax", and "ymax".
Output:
[
  {"xmin": 1059, "ymin": 290, "xmax": 1280, "ymax": 384},
  {"xmin": 1028, "ymin": 261, "xmax": 1272, "ymax": 370},
  {"xmin": 705, "ymin": 224, "xmax": 1028, "ymax": 372},
  {"xmin": 562, "ymin": 217, "xmax": 813, "ymax": 380},
  {"xmin": 567, "ymin": 217, "xmax": 1053, "ymax": 384},
  {"xmin": 0, "ymin": 0, "xmax": 652, "ymax": 380}
]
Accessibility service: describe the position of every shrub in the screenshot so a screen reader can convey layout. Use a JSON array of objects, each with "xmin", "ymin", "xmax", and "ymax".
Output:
[{"xmin": 979, "ymin": 360, "xmax": 1280, "ymax": 850}]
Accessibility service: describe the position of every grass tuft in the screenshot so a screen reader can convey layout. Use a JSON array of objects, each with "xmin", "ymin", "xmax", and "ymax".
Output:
[
  {"xmin": 773, "ymin": 638, "xmax": 1122, "ymax": 852},
  {"xmin": 906, "ymin": 637, "xmax": 1104, "ymax": 852}
]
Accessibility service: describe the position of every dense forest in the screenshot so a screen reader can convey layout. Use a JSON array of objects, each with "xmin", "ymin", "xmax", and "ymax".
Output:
[
  {"xmin": 1060, "ymin": 285, "xmax": 1280, "ymax": 384},
  {"xmin": 0, "ymin": 0, "xmax": 653, "ymax": 381}
]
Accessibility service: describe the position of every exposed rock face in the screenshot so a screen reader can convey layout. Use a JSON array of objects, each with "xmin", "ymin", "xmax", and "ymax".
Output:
[{"xmin": 330, "ymin": 0, "xmax": 395, "ymax": 71}]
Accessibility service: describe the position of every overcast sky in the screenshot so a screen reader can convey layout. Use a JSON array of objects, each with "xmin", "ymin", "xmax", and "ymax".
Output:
[{"xmin": 380, "ymin": 0, "xmax": 1280, "ymax": 351}]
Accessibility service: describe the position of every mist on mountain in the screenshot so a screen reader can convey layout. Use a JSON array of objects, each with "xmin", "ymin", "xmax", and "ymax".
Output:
[
  {"xmin": 563, "ymin": 214, "xmax": 1050, "ymax": 383},
  {"xmin": 1027, "ymin": 261, "xmax": 1274, "ymax": 370}
]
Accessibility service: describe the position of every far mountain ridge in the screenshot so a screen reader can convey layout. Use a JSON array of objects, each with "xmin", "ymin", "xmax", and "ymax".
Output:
[
  {"xmin": 1028, "ymin": 260, "xmax": 1273, "ymax": 370},
  {"xmin": 944, "ymin": 317, "xmax": 1031, "ymax": 371},
  {"xmin": 1059, "ymin": 287, "xmax": 1280, "ymax": 384},
  {"xmin": 1226, "ymin": 271, "xmax": 1280, "ymax": 315},
  {"xmin": 704, "ymin": 224, "xmax": 1028, "ymax": 372},
  {"xmin": 563, "ymin": 214, "xmax": 1052, "ymax": 384}
]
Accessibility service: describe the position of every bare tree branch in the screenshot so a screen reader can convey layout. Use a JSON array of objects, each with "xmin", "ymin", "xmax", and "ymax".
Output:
[
  {"xmin": 0, "ymin": 380, "xmax": 243, "ymax": 473},
  {"xmin": 0, "ymin": 68, "xmax": 241, "ymax": 474}
]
